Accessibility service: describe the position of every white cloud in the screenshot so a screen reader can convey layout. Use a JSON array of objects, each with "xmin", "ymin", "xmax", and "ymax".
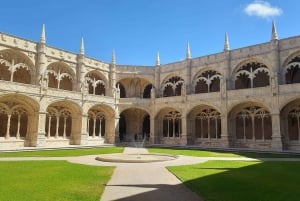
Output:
[{"xmin": 244, "ymin": 1, "xmax": 282, "ymax": 18}]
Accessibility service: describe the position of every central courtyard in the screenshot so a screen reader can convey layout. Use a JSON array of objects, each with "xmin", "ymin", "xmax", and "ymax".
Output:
[{"xmin": 1, "ymin": 146, "xmax": 300, "ymax": 201}]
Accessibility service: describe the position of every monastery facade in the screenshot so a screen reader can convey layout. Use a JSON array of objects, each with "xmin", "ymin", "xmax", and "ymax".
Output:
[{"xmin": 1, "ymin": 23, "xmax": 300, "ymax": 152}]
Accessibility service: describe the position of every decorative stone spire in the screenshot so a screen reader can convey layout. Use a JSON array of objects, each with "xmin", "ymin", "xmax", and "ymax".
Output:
[
  {"xmin": 111, "ymin": 49, "xmax": 116, "ymax": 65},
  {"xmin": 80, "ymin": 37, "xmax": 85, "ymax": 55},
  {"xmin": 156, "ymin": 51, "xmax": 160, "ymax": 66},
  {"xmin": 271, "ymin": 20, "xmax": 278, "ymax": 40},
  {"xmin": 224, "ymin": 32, "xmax": 230, "ymax": 51},
  {"xmin": 186, "ymin": 43, "xmax": 191, "ymax": 59},
  {"xmin": 40, "ymin": 24, "xmax": 46, "ymax": 43}
]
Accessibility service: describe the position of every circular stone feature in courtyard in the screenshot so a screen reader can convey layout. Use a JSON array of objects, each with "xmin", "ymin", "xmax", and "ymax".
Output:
[{"xmin": 95, "ymin": 153, "xmax": 178, "ymax": 163}]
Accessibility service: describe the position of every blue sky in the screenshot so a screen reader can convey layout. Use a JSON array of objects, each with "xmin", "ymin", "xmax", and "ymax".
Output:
[{"xmin": 1, "ymin": 0, "xmax": 299, "ymax": 66}]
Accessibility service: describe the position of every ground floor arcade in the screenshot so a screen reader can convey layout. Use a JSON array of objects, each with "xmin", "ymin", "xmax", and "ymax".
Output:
[{"xmin": 1, "ymin": 94, "xmax": 300, "ymax": 151}]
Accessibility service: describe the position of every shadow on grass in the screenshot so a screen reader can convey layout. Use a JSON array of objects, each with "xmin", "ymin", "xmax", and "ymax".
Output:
[
  {"xmin": 101, "ymin": 161, "xmax": 300, "ymax": 201},
  {"xmin": 171, "ymin": 160, "xmax": 300, "ymax": 201},
  {"xmin": 148, "ymin": 146, "xmax": 300, "ymax": 158}
]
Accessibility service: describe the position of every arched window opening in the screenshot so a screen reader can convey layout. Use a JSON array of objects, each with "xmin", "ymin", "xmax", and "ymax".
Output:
[
  {"xmin": 87, "ymin": 110, "xmax": 105, "ymax": 138},
  {"xmin": 0, "ymin": 53, "xmax": 32, "ymax": 84},
  {"xmin": 235, "ymin": 62, "xmax": 270, "ymax": 89},
  {"xmin": 0, "ymin": 62, "xmax": 10, "ymax": 81},
  {"xmin": 46, "ymin": 64, "xmax": 73, "ymax": 91},
  {"xmin": 194, "ymin": 71, "xmax": 221, "ymax": 93},
  {"xmin": 0, "ymin": 103, "xmax": 28, "ymax": 139},
  {"xmin": 119, "ymin": 114, "xmax": 126, "ymax": 136},
  {"xmin": 163, "ymin": 111, "xmax": 182, "ymax": 137},
  {"xmin": 117, "ymin": 82, "xmax": 126, "ymax": 98},
  {"xmin": 45, "ymin": 107, "xmax": 72, "ymax": 138},
  {"xmin": 195, "ymin": 108, "xmax": 221, "ymax": 139},
  {"xmin": 287, "ymin": 106, "xmax": 300, "ymax": 141},
  {"xmin": 162, "ymin": 76, "xmax": 184, "ymax": 97},
  {"xmin": 85, "ymin": 73, "xmax": 106, "ymax": 96},
  {"xmin": 143, "ymin": 84, "xmax": 153, "ymax": 98},
  {"xmin": 235, "ymin": 106, "xmax": 272, "ymax": 141},
  {"xmin": 285, "ymin": 57, "xmax": 300, "ymax": 84},
  {"xmin": 13, "ymin": 66, "xmax": 31, "ymax": 84}
]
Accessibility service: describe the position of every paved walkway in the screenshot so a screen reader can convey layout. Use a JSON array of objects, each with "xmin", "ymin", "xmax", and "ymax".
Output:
[
  {"xmin": 99, "ymin": 147, "xmax": 204, "ymax": 201},
  {"xmin": 2, "ymin": 147, "xmax": 300, "ymax": 201}
]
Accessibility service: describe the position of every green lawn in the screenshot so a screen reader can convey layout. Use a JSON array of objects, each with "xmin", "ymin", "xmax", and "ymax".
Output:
[
  {"xmin": 0, "ymin": 161, "xmax": 114, "ymax": 201},
  {"xmin": 168, "ymin": 160, "xmax": 300, "ymax": 201},
  {"xmin": 0, "ymin": 146, "xmax": 124, "ymax": 157},
  {"xmin": 148, "ymin": 147, "xmax": 300, "ymax": 158}
]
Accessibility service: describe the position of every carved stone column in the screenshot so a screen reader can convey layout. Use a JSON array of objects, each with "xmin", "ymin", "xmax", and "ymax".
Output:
[
  {"xmin": 220, "ymin": 114, "xmax": 230, "ymax": 148},
  {"xmin": 80, "ymin": 113, "xmax": 88, "ymax": 145},
  {"xmin": 5, "ymin": 114, "xmax": 11, "ymax": 139},
  {"xmin": 36, "ymin": 111, "xmax": 47, "ymax": 147},
  {"xmin": 180, "ymin": 116, "xmax": 188, "ymax": 145},
  {"xmin": 271, "ymin": 112, "xmax": 283, "ymax": 151},
  {"xmin": 113, "ymin": 116, "xmax": 119, "ymax": 144}
]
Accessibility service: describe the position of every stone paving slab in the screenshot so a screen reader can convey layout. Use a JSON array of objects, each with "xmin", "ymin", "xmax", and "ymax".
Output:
[{"xmin": 100, "ymin": 147, "xmax": 203, "ymax": 201}]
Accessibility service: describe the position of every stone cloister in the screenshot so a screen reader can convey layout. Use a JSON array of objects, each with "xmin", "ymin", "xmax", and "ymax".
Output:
[{"xmin": 1, "ymin": 22, "xmax": 300, "ymax": 152}]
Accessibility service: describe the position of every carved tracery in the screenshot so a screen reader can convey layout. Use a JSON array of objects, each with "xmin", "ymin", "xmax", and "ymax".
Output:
[
  {"xmin": 46, "ymin": 106, "xmax": 72, "ymax": 138},
  {"xmin": 87, "ymin": 110, "xmax": 105, "ymax": 138},
  {"xmin": 194, "ymin": 70, "xmax": 221, "ymax": 93},
  {"xmin": 85, "ymin": 72, "xmax": 106, "ymax": 96},
  {"xmin": 161, "ymin": 76, "xmax": 184, "ymax": 97},
  {"xmin": 195, "ymin": 108, "xmax": 221, "ymax": 139},
  {"xmin": 285, "ymin": 56, "xmax": 300, "ymax": 84},
  {"xmin": 287, "ymin": 106, "xmax": 300, "ymax": 140},
  {"xmin": 235, "ymin": 62, "xmax": 270, "ymax": 89},
  {"xmin": 163, "ymin": 111, "xmax": 182, "ymax": 137},
  {"xmin": 235, "ymin": 105, "xmax": 272, "ymax": 141},
  {"xmin": 0, "ymin": 102, "xmax": 28, "ymax": 139},
  {"xmin": 47, "ymin": 63, "xmax": 73, "ymax": 91}
]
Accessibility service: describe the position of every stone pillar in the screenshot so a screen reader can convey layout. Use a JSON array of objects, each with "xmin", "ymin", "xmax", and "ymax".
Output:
[
  {"xmin": 80, "ymin": 113, "xmax": 88, "ymax": 145},
  {"xmin": 113, "ymin": 116, "xmax": 119, "ymax": 143},
  {"xmin": 77, "ymin": 54, "xmax": 86, "ymax": 92},
  {"xmin": 187, "ymin": 118, "xmax": 194, "ymax": 145},
  {"xmin": 181, "ymin": 116, "xmax": 188, "ymax": 145},
  {"xmin": 185, "ymin": 59, "xmax": 192, "ymax": 94},
  {"xmin": 36, "ymin": 43, "xmax": 47, "ymax": 85},
  {"xmin": 36, "ymin": 111, "xmax": 47, "ymax": 147},
  {"xmin": 220, "ymin": 76, "xmax": 230, "ymax": 148},
  {"xmin": 220, "ymin": 114, "xmax": 230, "ymax": 148},
  {"xmin": 5, "ymin": 114, "xmax": 11, "ymax": 139},
  {"xmin": 271, "ymin": 112, "xmax": 283, "ymax": 151}
]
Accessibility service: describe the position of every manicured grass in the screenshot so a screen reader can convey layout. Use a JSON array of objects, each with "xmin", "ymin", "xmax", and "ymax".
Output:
[
  {"xmin": 168, "ymin": 160, "xmax": 300, "ymax": 201},
  {"xmin": 148, "ymin": 147, "xmax": 300, "ymax": 158},
  {"xmin": 148, "ymin": 147, "xmax": 239, "ymax": 157},
  {"xmin": 0, "ymin": 146, "xmax": 124, "ymax": 157},
  {"xmin": 0, "ymin": 161, "xmax": 114, "ymax": 201}
]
